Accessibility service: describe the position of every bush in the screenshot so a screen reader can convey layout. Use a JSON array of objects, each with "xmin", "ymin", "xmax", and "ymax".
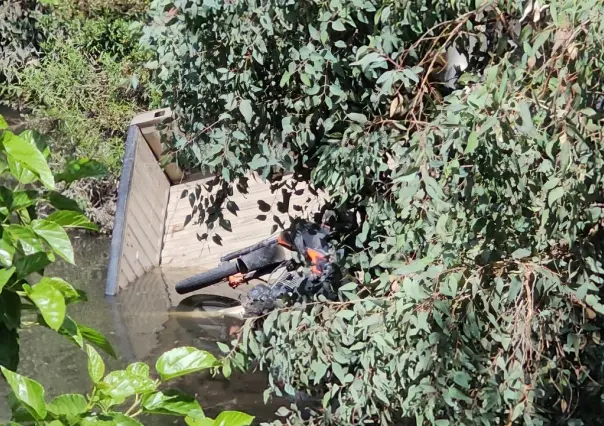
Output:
[
  {"xmin": 144, "ymin": 0, "xmax": 604, "ymax": 424},
  {"xmin": 3, "ymin": 0, "xmax": 154, "ymax": 226},
  {"xmin": 0, "ymin": 0, "xmax": 41, "ymax": 87}
]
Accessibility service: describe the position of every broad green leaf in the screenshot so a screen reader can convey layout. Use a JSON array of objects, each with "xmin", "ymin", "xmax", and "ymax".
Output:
[
  {"xmin": 0, "ymin": 323, "xmax": 19, "ymax": 370},
  {"xmin": 38, "ymin": 277, "xmax": 81, "ymax": 304},
  {"xmin": 25, "ymin": 281, "xmax": 66, "ymax": 331},
  {"xmin": 58, "ymin": 315, "xmax": 84, "ymax": 348},
  {"xmin": 47, "ymin": 394, "xmax": 87, "ymax": 416},
  {"xmin": 19, "ymin": 130, "xmax": 50, "ymax": 158},
  {"xmin": 465, "ymin": 131, "xmax": 478, "ymax": 154},
  {"xmin": 15, "ymin": 253, "xmax": 52, "ymax": 278},
  {"xmin": 186, "ymin": 417, "xmax": 214, "ymax": 426},
  {"xmin": 86, "ymin": 344, "xmax": 105, "ymax": 384},
  {"xmin": 31, "ymin": 219, "xmax": 75, "ymax": 264},
  {"xmin": 3, "ymin": 131, "xmax": 55, "ymax": 189},
  {"xmin": 47, "ymin": 191, "xmax": 84, "ymax": 213},
  {"xmin": 127, "ymin": 362, "xmax": 150, "ymax": 378},
  {"xmin": 0, "ymin": 235, "xmax": 15, "ymax": 267},
  {"xmin": 56, "ymin": 159, "xmax": 108, "ymax": 184},
  {"xmin": 239, "ymin": 100, "xmax": 253, "ymax": 124},
  {"xmin": 142, "ymin": 390, "xmax": 204, "ymax": 417},
  {"xmin": 1, "ymin": 367, "xmax": 47, "ymax": 420},
  {"xmin": 79, "ymin": 324, "xmax": 117, "ymax": 358},
  {"xmin": 0, "ymin": 115, "xmax": 8, "ymax": 129},
  {"xmin": 213, "ymin": 411, "xmax": 254, "ymax": 426},
  {"xmin": 0, "ymin": 266, "xmax": 15, "ymax": 293},
  {"xmin": 4, "ymin": 225, "xmax": 45, "ymax": 256},
  {"xmin": 47, "ymin": 211, "xmax": 98, "ymax": 231},
  {"xmin": 155, "ymin": 347, "xmax": 218, "ymax": 381},
  {"xmin": 548, "ymin": 187, "xmax": 564, "ymax": 206},
  {"xmin": 100, "ymin": 370, "xmax": 156, "ymax": 402},
  {"xmin": 1, "ymin": 290, "xmax": 21, "ymax": 330}
]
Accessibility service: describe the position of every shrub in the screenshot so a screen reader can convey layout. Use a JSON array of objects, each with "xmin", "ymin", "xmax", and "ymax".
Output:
[
  {"xmin": 145, "ymin": 0, "xmax": 604, "ymax": 424},
  {"xmin": 3, "ymin": 0, "xmax": 154, "ymax": 222},
  {"xmin": 0, "ymin": 0, "xmax": 41, "ymax": 87}
]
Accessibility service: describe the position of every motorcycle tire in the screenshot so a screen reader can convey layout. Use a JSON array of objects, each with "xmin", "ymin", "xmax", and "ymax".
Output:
[{"xmin": 175, "ymin": 262, "xmax": 239, "ymax": 294}]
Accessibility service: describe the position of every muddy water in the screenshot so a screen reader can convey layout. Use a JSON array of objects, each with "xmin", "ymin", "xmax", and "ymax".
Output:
[{"xmin": 0, "ymin": 235, "xmax": 280, "ymax": 423}]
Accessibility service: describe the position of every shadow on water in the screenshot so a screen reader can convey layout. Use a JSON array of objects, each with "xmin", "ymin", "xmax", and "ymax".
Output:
[{"xmin": 0, "ymin": 234, "xmax": 281, "ymax": 424}]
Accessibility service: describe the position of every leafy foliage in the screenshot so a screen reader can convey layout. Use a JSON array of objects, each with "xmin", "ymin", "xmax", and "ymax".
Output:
[
  {"xmin": 2, "ymin": 0, "xmax": 154, "ymax": 216},
  {"xmin": 0, "ymin": 116, "xmax": 253, "ymax": 426},
  {"xmin": 2, "ymin": 345, "xmax": 253, "ymax": 426},
  {"xmin": 0, "ymin": 0, "xmax": 41, "ymax": 86},
  {"xmin": 0, "ymin": 116, "xmax": 113, "ymax": 371},
  {"xmin": 145, "ymin": 0, "xmax": 604, "ymax": 424}
]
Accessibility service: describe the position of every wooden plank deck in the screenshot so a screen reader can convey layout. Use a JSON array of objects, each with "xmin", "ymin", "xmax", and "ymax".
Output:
[{"xmin": 161, "ymin": 174, "xmax": 323, "ymax": 272}]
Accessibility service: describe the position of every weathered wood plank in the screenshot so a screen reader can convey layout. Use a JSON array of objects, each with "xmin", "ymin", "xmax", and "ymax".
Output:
[
  {"xmin": 106, "ymin": 124, "xmax": 171, "ymax": 295},
  {"xmin": 160, "ymin": 174, "xmax": 325, "ymax": 271}
]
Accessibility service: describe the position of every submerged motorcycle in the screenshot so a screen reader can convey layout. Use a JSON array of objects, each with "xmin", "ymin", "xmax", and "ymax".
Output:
[{"xmin": 174, "ymin": 217, "xmax": 340, "ymax": 316}]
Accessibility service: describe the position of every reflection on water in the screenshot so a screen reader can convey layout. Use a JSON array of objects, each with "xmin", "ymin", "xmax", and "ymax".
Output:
[{"xmin": 0, "ymin": 235, "xmax": 279, "ymax": 423}]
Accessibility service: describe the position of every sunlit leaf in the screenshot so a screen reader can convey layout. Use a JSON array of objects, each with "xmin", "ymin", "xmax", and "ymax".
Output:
[
  {"xmin": 0, "ymin": 367, "xmax": 47, "ymax": 420},
  {"xmin": 155, "ymin": 347, "xmax": 218, "ymax": 381}
]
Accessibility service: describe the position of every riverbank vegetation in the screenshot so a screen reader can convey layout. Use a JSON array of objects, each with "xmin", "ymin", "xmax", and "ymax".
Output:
[
  {"xmin": 0, "ymin": 117, "xmax": 252, "ymax": 426},
  {"xmin": 1, "ymin": 0, "xmax": 154, "ymax": 231},
  {"xmin": 143, "ymin": 0, "xmax": 604, "ymax": 424}
]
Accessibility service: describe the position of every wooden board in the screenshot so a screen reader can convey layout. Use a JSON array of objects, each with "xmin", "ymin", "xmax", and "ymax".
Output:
[
  {"xmin": 160, "ymin": 174, "xmax": 325, "ymax": 272},
  {"xmin": 108, "ymin": 126, "xmax": 171, "ymax": 294}
]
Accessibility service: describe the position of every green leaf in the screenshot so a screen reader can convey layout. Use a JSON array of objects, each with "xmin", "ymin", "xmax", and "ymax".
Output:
[
  {"xmin": 0, "ymin": 323, "xmax": 19, "ymax": 370},
  {"xmin": 1, "ymin": 366, "xmax": 47, "ymax": 420},
  {"xmin": 4, "ymin": 225, "xmax": 45, "ymax": 256},
  {"xmin": 47, "ymin": 394, "xmax": 87, "ymax": 416},
  {"xmin": 86, "ymin": 344, "xmax": 105, "ymax": 383},
  {"xmin": 46, "ymin": 211, "xmax": 98, "ymax": 231},
  {"xmin": 347, "ymin": 113, "xmax": 367, "ymax": 125},
  {"xmin": 40, "ymin": 277, "xmax": 82, "ymax": 304},
  {"xmin": 56, "ymin": 159, "xmax": 107, "ymax": 184},
  {"xmin": 58, "ymin": 315, "xmax": 84, "ymax": 348},
  {"xmin": 332, "ymin": 20, "xmax": 346, "ymax": 31},
  {"xmin": 465, "ymin": 131, "xmax": 478, "ymax": 154},
  {"xmin": 186, "ymin": 417, "xmax": 214, "ymax": 426},
  {"xmin": 15, "ymin": 253, "xmax": 52, "ymax": 278},
  {"xmin": 31, "ymin": 219, "xmax": 74, "ymax": 264},
  {"xmin": 3, "ymin": 131, "xmax": 55, "ymax": 190},
  {"xmin": 79, "ymin": 324, "xmax": 117, "ymax": 358},
  {"xmin": 369, "ymin": 253, "xmax": 386, "ymax": 267},
  {"xmin": 0, "ymin": 115, "xmax": 8, "ymax": 129},
  {"xmin": 100, "ymin": 370, "xmax": 156, "ymax": 402},
  {"xmin": 127, "ymin": 362, "xmax": 150, "ymax": 378},
  {"xmin": 25, "ymin": 281, "xmax": 66, "ymax": 331},
  {"xmin": 213, "ymin": 411, "xmax": 254, "ymax": 426},
  {"xmin": 239, "ymin": 100, "xmax": 253, "ymax": 124},
  {"xmin": 155, "ymin": 347, "xmax": 218, "ymax": 381},
  {"xmin": 452, "ymin": 371, "xmax": 471, "ymax": 389},
  {"xmin": 142, "ymin": 390, "xmax": 204, "ymax": 417},
  {"xmin": 47, "ymin": 192, "xmax": 84, "ymax": 213},
  {"xmin": 0, "ymin": 234, "xmax": 16, "ymax": 267},
  {"xmin": 0, "ymin": 290, "xmax": 21, "ymax": 331},
  {"xmin": 548, "ymin": 187, "xmax": 564, "ymax": 206},
  {"xmin": 300, "ymin": 74, "xmax": 311, "ymax": 86},
  {"xmin": 279, "ymin": 72, "xmax": 291, "ymax": 87},
  {"xmin": 0, "ymin": 266, "xmax": 15, "ymax": 293},
  {"xmin": 511, "ymin": 248, "xmax": 531, "ymax": 259}
]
